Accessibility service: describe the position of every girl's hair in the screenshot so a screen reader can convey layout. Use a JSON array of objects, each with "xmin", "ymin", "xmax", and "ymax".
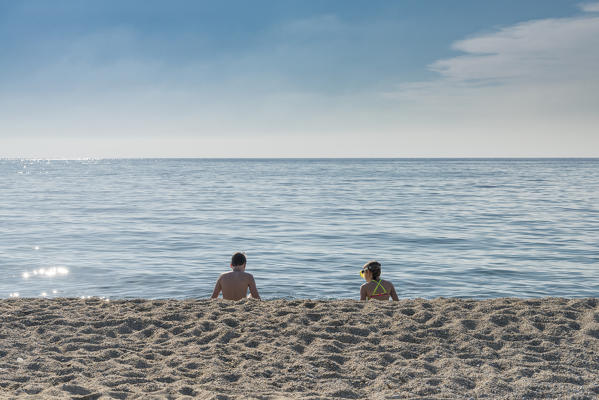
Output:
[{"xmin": 363, "ymin": 260, "xmax": 381, "ymax": 281}]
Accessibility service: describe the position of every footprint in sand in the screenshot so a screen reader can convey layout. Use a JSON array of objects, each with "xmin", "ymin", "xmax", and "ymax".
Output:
[
  {"xmin": 460, "ymin": 319, "xmax": 477, "ymax": 330},
  {"xmin": 222, "ymin": 318, "xmax": 239, "ymax": 328}
]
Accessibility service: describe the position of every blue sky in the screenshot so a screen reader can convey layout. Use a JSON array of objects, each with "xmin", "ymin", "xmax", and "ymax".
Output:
[{"xmin": 1, "ymin": 1, "xmax": 598, "ymax": 157}]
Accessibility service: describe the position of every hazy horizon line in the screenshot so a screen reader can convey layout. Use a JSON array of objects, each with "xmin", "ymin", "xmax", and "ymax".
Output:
[{"xmin": 3, "ymin": 157, "xmax": 599, "ymax": 161}]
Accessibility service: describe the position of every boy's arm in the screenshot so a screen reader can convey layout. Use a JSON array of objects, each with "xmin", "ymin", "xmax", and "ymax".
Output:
[
  {"xmin": 389, "ymin": 283, "xmax": 399, "ymax": 301},
  {"xmin": 248, "ymin": 275, "xmax": 261, "ymax": 300},
  {"xmin": 360, "ymin": 285, "xmax": 367, "ymax": 301},
  {"xmin": 210, "ymin": 276, "xmax": 222, "ymax": 299}
]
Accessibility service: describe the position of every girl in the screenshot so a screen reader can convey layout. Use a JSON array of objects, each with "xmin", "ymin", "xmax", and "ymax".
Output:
[{"xmin": 360, "ymin": 261, "xmax": 399, "ymax": 301}]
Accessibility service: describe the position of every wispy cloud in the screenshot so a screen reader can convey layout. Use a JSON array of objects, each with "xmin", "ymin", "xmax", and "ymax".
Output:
[
  {"xmin": 580, "ymin": 2, "xmax": 599, "ymax": 12},
  {"xmin": 429, "ymin": 15, "xmax": 599, "ymax": 84},
  {"xmin": 379, "ymin": 9, "xmax": 599, "ymax": 157},
  {"xmin": 388, "ymin": 9, "xmax": 599, "ymax": 105}
]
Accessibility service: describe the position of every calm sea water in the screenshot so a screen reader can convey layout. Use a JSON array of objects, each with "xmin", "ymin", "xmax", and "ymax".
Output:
[{"xmin": 1, "ymin": 159, "xmax": 597, "ymax": 300}]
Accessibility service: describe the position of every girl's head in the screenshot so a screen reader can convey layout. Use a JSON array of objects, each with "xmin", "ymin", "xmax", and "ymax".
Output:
[{"xmin": 360, "ymin": 260, "xmax": 381, "ymax": 282}]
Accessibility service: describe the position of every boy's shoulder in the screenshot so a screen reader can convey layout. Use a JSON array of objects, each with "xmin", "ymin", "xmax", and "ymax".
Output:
[{"xmin": 221, "ymin": 270, "xmax": 253, "ymax": 278}]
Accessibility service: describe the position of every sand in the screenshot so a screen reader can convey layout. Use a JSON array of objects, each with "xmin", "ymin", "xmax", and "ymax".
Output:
[{"xmin": 1, "ymin": 297, "xmax": 598, "ymax": 399}]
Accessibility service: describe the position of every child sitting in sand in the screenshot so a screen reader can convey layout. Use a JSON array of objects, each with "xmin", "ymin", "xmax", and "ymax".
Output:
[
  {"xmin": 360, "ymin": 261, "xmax": 399, "ymax": 301},
  {"xmin": 211, "ymin": 252, "xmax": 261, "ymax": 301}
]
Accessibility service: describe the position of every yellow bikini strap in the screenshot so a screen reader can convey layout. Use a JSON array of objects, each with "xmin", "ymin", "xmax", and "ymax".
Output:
[{"xmin": 372, "ymin": 279, "xmax": 387, "ymax": 295}]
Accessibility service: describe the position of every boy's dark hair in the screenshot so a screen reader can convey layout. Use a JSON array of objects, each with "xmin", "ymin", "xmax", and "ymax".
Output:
[
  {"xmin": 363, "ymin": 260, "xmax": 381, "ymax": 281},
  {"xmin": 231, "ymin": 252, "xmax": 247, "ymax": 267}
]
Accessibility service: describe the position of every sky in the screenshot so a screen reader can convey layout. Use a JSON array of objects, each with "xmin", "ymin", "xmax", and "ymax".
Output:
[{"xmin": 1, "ymin": 0, "xmax": 598, "ymax": 158}]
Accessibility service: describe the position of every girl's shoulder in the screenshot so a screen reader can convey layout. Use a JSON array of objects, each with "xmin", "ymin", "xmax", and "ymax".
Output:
[{"xmin": 381, "ymin": 279, "xmax": 395, "ymax": 289}]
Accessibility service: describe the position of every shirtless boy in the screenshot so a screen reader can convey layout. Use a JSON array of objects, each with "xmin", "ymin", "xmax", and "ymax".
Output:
[
  {"xmin": 211, "ymin": 252, "xmax": 261, "ymax": 300},
  {"xmin": 360, "ymin": 260, "xmax": 399, "ymax": 301}
]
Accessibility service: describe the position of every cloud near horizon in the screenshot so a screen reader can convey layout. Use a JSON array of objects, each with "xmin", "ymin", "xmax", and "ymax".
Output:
[{"xmin": 382, "ymin": 7, "xmax": 599, "ymax": 157}]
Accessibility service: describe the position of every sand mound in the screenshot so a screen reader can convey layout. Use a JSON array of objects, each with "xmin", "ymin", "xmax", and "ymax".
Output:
[{"xmin": 1, "ymin": 298, "xmax": 598, "ymax": 399}]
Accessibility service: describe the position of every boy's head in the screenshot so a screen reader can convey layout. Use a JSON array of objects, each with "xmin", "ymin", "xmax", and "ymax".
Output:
[{"xmin": 231, "ymin": 252, "xmax": 247, "ymax": 268}]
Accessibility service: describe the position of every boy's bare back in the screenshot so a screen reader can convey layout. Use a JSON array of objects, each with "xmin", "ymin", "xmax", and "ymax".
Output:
[
  {"xmin": 211, "ymin": 270, "xmax": 260, "ymax": 300},
  {"xmin": 211, "ymin": 252, "xmax": 260, "ymax": 301}
]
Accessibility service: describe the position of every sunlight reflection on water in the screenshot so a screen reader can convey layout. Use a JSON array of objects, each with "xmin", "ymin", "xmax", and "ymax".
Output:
[{"xmin": 22, "ymin": 267, "xmax": 69, "ymax": 279}]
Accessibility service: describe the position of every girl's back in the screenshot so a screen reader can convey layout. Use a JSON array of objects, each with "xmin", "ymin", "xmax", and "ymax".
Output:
[{"xmin": 363, "ymin": 279, "xmax": 396, "ymax": 300}]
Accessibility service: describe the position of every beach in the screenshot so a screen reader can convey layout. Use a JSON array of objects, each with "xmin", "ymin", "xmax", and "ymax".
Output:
[{"xmin": 1, "ymin": 298, "xmax": 598, "ymax": 399}]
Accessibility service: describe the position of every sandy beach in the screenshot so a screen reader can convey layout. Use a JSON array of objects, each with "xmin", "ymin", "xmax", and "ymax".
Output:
[{"xmin": 1, "ymin": 297, "xmax": 598, "ymax": 399}]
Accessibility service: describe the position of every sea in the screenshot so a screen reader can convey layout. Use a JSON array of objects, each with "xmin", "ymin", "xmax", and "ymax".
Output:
[{"xmin": 1, "ymin": 158, "xmax": 597, "ymax": 300}]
